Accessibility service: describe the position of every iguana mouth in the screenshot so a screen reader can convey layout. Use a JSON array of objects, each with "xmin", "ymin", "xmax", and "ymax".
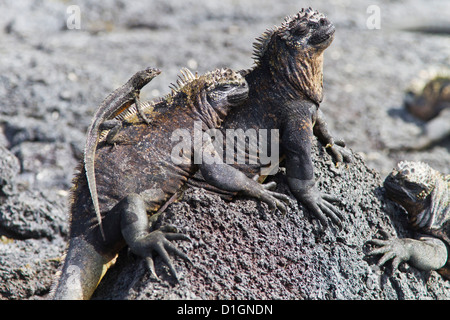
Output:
[
  {"xmin": 384, "ymin": 173, "xmax": 417, "ymax": 203},
  {"xmin": 227, "ymin": 89, "xmax": 249, "ymax": 105},
  {"xmin": 309, "ymin": 24, "xmax": 335, "ymax": 45}
]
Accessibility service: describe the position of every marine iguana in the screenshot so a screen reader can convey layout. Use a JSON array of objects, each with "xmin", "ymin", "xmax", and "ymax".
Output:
[
  {"xmin": 369, "ymin": 161, "xmax": 450, "ymax": 278},
  {"xmin": 188, "ymin": 7, "xmax": 352, "ymax": 228},
  {"xmin": 52, "ymin": 68, "xmax": 290, "ymax": 300},
  {"xmin": 84, "ymin": 67, "xmax": 161, "ymax": 240},
  {"xmin": 401, "ymin": 70, "xmax": 450, "ymax": 150}
]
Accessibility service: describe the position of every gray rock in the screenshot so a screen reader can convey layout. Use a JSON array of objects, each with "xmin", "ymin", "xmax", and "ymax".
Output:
[
  {"xmin": 0, "ymin": 145, "xmax": 67, "ymax": 240},
  {"xmin": 0, "ymin": 146, "xmax": 20, "ymax": 197},
  {"xmin": 92, "ymin": 142, "xmax": 450, "ymax": 300}
]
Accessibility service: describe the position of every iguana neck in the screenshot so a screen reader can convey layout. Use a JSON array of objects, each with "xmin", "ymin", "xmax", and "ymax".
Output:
[
  {"xmin": 255, "ymin": 39, "xmax": 324, "ymax": 104},
  {"xmin": 188, "ymin": 92, "xmax": 228, "ymax": 129}
]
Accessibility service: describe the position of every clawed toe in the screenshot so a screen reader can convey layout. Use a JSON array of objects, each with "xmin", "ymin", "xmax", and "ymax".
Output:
[{"xmin": 130, "ymin": 228, "xmax": 192, "ymax": 282}]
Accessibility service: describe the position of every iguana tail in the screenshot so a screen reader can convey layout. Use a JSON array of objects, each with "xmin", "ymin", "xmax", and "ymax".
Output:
[{"xmin": 51, "ymin": 236, "xmax": 116, "ymax": 300}]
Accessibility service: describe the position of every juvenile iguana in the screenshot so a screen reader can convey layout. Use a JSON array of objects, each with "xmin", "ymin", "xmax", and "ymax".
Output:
[
  {"xmin": 188, "ymin": 8, "xmax": 352, "ymax": 228},
  {"xmin": 85, "ymin": 67, "xmax": 161, "ymax": 239},
  {"xmin": 52, "ymin": 68, "xmax": 290, "ymax": 300},
  {"xmin": 369, "ymin": 161, "xmax": 450, "ymax": 278}
]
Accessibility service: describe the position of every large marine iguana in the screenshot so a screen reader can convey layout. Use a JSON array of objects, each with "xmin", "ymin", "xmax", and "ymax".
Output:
[
  {"xmin": 52, "ymin": 68, "xmax": 290, "ymax": 300},
  {"xmin": 369, "ymin": 161, "xmax": 450, "ymax": 279},
  {"xmin": 188, "ymin": 7, "xmax": 352, "ymax": 228}
]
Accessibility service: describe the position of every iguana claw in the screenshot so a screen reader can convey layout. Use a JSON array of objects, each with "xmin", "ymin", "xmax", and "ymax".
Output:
[
  {"xmin": 133, "ymin": 228, "xmax": 192, "ymax": 281},
  {"xmin": 367, "ymin": 238, "xmax": 410, "ymax": 273},
  {"xmin": 287, "ymin": 177, "xmax": 344, "ymax": 229},
  {"xmin": 260, "ymin": 181, "xmax": 292, "ymax": 214}
]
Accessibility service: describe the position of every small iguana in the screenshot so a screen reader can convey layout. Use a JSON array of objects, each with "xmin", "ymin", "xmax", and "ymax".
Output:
[
  {"xmin": 369, "ymin": 161, "xmax": 450, "ymax": 278},
  {"xmin": 52, "ymin": 68, "xmax": 290, "ymax": 300},
  {"xmin": 401, "ymin": 70, "xmax": 450, "ymax": 150},
  {"xmin": 188, "ymin": 8, "xmax": 352, "ymax": 228},
  {"xmin": 84, "ymin": 67, "xmax": 161, "ymax": 239}
]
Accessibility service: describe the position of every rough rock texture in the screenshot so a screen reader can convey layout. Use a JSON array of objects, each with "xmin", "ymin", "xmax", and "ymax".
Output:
[
  {"xmin": 0, "ymin": 146, "xmax": 67, "ymax": 299},
  {"xmin": 0, "ymin": 0, "xmax": 449, "ymax": 299},
  {"xmin": 92, "ymin": 141, "xmax": 450, "ymax": 300}
]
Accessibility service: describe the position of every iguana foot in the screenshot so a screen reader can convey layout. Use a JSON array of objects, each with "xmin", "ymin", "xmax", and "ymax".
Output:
[
  {"xmin": 368, "ymin": 238, "xmax": 411, "ymax": 273},
  {"xmin": 287, "ymin": 177, "xmax": 343, "ymax": 229},
  {"xmin": 304, "ymin": 191, "xmax": 343, "ymax": 229},
  {"xmin": 132, "ymin": 227, "xmax": 192, "ymax": 281},
  {"xmin": 326, "ymin": 140, "xmax": 353, "ymax": 165},
  {"xmin": 258, "ymin": 181, "xmax": 292, "ymax": 214},
  {"xmin": 368, "ymin": 236, "xmax": 448, "ymax": 274},
  {"xmin": 243, "ymin": 178, "xmax": 291, "ymax": 214},
  {"xmin": 314, "ymin": 110, "xmax": 353, "ymax": 165}
]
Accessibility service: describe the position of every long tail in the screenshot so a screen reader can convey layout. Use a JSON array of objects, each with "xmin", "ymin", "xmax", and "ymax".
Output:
[
  {"xmin": 51, "ymin": 237, "xmax": 115, "ymax": 300},
  {"xmin": 84, "ymin": 68, "xmax": 162, "ymax": 240},
  {"xmin": 84, "ymin": 149, "xmax": 105, "ymax": 240}
]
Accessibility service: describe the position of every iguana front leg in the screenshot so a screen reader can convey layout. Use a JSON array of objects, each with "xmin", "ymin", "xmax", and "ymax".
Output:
[
  {"xmin": 119, "ymin": 193, "xmax": 191, "ymax": 281},
  {"xmin": 198, "ymin": 134, "xmax": 291, "ymax": 213},
  {"xmin": 368, "ymin": 236, "xmax": 448, "ymax": 273},
  {"xmin": 313, "ymin": 109, "xmax": 353, "ymax": 165},
  {"xmin": 200, "ymin": 162, "xmax": 291, "ymax": 213},
  {"xmin": 282, "ymin": 116, "xmax": 344, "ymax": 228},
  {"xmin": 134, "ymin": 91, "xmax": 152, "ymax": 125}
]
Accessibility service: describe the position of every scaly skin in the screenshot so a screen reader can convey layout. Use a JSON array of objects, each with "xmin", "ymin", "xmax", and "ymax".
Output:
[
  {"xmin": 84, "ymin": 67, "xmax": 161, "ymax": 239},
  {"xmin": 188, "ymin": 8, "xmax": 352, "ymax": 228},
  {"xmin": 52, "ymin": 68, "xmax": 290, "ymax": 300},
  {"xmin": 369, "ymin": 161, "xmax": 450, "ymax": 278}
]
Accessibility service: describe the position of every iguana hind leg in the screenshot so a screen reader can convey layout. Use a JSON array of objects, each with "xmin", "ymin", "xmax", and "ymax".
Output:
[{"xmin": 119, "ymin": 193, "xmax": 191, "ymax": 281}]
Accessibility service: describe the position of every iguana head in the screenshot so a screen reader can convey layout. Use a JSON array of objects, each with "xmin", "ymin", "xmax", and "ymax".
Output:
[
  {"xmin": 116, "ymin": 68, "xmax": 247, "ymax": 126},
  {"xmin": 201, "ymin": 68, "xmax": 249, "ymax": 107},
  {"xmin": 278, "ymin": 8, "xmax": 335, "ymax": 52},
  {"xmin": 384, "ymin": 161, "xmax": 449, "ymax": 229},
  {"xmin": 252, "ymin": 7, "xmax": 335, "ymax": 103},
  {"xmin": 172, "ymin": 68, "xmax": 248, "ymax": 119}
]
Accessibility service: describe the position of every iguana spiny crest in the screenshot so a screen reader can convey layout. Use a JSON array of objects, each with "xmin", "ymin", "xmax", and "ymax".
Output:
[{"xmin": 113, "ymin": 68, "xmax": 247, "ymax": 127}]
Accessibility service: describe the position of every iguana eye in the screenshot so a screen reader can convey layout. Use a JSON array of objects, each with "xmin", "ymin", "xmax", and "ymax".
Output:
[
  {"xmin": 308, "ymin": 21, "xmax": 319, "ymax": 28},
  {"xmin": 216, "ymin": 84, "xmax": 234, "ymax": 91}
]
